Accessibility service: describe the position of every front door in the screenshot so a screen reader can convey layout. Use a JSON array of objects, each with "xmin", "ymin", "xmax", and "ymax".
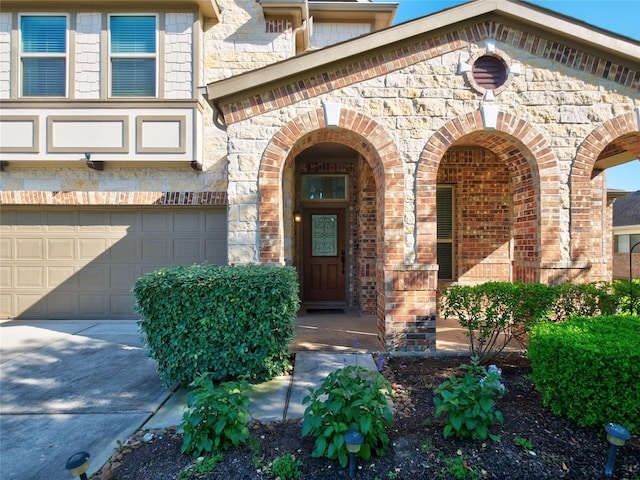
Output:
[{"xmin": 303, "ymin": 209, "xmax": 346, "ymax": 302}]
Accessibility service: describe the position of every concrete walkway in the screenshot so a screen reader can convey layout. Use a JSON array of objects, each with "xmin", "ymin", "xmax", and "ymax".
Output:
[{"xmin": 0, "ymin": 316, "xmax": 477, "ymax": 480}]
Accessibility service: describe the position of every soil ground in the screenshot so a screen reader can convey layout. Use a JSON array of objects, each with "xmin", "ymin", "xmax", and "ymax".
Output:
[{"xmin": 98, "ymin": 354, "xmax": 640, "ymax": 480}]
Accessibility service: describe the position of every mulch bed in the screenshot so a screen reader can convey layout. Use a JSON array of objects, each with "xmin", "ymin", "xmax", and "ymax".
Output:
[{"xmin": 96, "ymin": 354, "xmax": 640, "ymax": 479}]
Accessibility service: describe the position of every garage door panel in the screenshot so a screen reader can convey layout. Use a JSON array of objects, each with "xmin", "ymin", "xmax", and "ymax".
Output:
[
  {"xmin": 0, "ymin": 266, "xmax": 11, "ymax": 288},
  {"xmin": 78, "ymin": 266, "xmax": 109, "ymax": 290},
  {"xmin": 110, "ymin": 211, "xmax": 139, "ymax": 232},
  {"xmin": 48, "ymin": 238, "xmax": 75, "ymax": 259},
  {"xmin": 48, "ymin": 294, "xmax": 78, "ymax": 317},
  {"xmin": 17, "ymin": 295, "xmax": 46, "ymax": 316},
  {"xmin": 174, "ymin": 238, "xmax": 202, "ymax": 263},
  {"xmin": 142, "ymin": 239, "xmax": 171, "ymax": 261},
  {"xmin": 110, "ymin": 295, "xmax": 136, "ymax": 317},
  {"xmin": 2, "ymin": 207, "xmax": 227, "ymax": 319},
  {"xmin": 14, "ymin": 211, "xmax": 45, "ymax": 231},
  {"xmin": 0, "ymin": 237, "xmax": 11, "ymax": 259},
  {"xmin": 47, "ymin": 211, "xmax": 76, "ymax": 231},
  {"xmin": 205, "ymin": 238, "xmax": 227, "ymax": 264},
  {"xmin": 175, "ymin": 211, "xmax": 201, "ymax": 231},
  {"xmin": 16, "ymin": 238, "xmax": 44, "ymax": 259},
  {"xmin": 78, "ymin": 211, "xmax": 108, "ymax": 231},
  {"xmin": 78, "ymin": 295, "xmax": 107, "ymax": 316},
  {"xmin": 142, "ymin": 211, "xmax": 172, "ymax": 232},
  {"xmin": 16, "ymin": 267, "xmax": 43, "ymax": 288},
  {"xmin": 78, "ymin": 238, "xmax": 108, "ymax": 260},
  {"xmin": 48, "ymin": 266, "xmax": 76, "ymax": 289},
  {"xmin": 0, "ymin": 295, "xmax": 11, "ymax": 318},
  {"xmin": 110, "ymin": 265, "xmax": 140, "ymax": 290},
  {"xmin": 109, "ymin": 237, "xmax": 140, "ymax": 262}
]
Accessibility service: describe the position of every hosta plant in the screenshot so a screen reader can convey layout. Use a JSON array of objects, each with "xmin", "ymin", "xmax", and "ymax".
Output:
[
  {"xmin": 302, "ymin": 366, "xmax": 393, "ymax": 467},
  {"xmin": 181, "ymin": 375, "xmax": 251, "ymax": 456},
  {"xmin": 433, "ymin": 358, "xmax": 505, "ymax": 441}
]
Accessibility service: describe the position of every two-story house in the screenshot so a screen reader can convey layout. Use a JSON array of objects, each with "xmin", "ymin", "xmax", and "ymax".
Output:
[{"xmin": 1, "ymin": 0, "xmax": 639, "ymax": 352}]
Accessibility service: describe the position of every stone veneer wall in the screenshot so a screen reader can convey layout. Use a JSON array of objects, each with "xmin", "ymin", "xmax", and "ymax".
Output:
[{"xmin": 218, "ymin": 19, "xmax": 639, "ymax": 351}]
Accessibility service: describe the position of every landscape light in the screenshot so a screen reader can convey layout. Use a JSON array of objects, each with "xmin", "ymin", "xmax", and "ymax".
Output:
[
  {"xmin": 344, "ymin": 430, "xmax": 364, "ymax": 479},
  {"xmin": 604, "ymin": 423, "xmax": 630, "ymax": 477},
  {"xmin": 65, "ymin": 451, "xmax": 91, "ymax": 480}
]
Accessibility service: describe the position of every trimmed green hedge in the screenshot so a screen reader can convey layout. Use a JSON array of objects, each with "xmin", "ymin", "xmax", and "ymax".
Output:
[
  {"xmin": 528, "ymin": 315, "xmax": 640, "ymax": 434},
  {"xmin": 133, "ymin": 264, "xmax": 300, "ymax": 385}
]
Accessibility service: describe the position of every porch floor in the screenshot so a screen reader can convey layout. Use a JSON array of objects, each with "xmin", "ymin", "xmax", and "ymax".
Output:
[{"xmin": 291, "ymin": 307, "xmax": 525, "ymax": 355}]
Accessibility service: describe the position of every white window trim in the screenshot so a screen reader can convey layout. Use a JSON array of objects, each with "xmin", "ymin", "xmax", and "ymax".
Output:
[
  {"xmin": 18, "ymin": 13, "xmax": 70, "ymax": 98},
  {"xmin": 108, "ymin": 13, "xmax": 159, "ymax": 98}
]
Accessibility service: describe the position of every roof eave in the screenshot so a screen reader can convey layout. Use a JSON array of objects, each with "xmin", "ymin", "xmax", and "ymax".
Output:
[{"xmin": 204, "ymin": 0, "xmax": 640, "ymax": 105}]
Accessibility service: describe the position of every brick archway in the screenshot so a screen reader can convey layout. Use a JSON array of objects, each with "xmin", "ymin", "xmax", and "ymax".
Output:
[
  {"xmin": 257, "ymin": 107, "xmax": 403, "ymax": 264},
  {"xmin": 571, "ymin": 111, "xmax": 640, "ymax": 280},
  {"xmin": 257, "ymin": 107, "xmax": 404, "ymax": 347},
  {"xmin": 415, "ymin": 109, "xmax": 561, "ymax": 283}
]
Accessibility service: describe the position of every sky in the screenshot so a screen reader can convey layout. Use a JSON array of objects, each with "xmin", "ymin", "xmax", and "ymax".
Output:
[{"xmin": 374, "ymin": 0, "xmax": 640, "ymax": 191}]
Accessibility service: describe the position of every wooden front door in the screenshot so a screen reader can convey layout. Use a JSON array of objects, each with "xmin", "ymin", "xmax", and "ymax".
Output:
[{"xmin": 303, "ymin": 209, "xmax": 346, "ymax": 302}]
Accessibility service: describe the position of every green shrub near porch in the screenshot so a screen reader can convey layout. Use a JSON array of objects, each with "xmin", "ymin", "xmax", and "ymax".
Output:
[
  {"xmin": 528, "ymin": 315, "xmax": 640, "ymax": 434},
  {"xmin": 133, "ymin": 264, "xmax": 300, "ymax": 386}
]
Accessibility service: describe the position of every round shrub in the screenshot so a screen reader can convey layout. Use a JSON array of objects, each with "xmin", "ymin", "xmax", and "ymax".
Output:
[
  {"xmin": 528, "ymin": 315, "xmax": 640, "ymax": 434},
  {"xmin": 133, "ymin": 264, "xmax": 300, "ymax": 385}
]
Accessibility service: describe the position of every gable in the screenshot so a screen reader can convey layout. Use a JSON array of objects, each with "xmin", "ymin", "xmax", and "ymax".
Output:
[{"xmin": 203, "ymin": 0, "xmax": 640, "ymax": 124}]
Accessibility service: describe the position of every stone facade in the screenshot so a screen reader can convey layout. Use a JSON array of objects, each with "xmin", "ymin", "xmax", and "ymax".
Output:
[
  {"xmin": 206, "ymin": 3, "xmax": 640, "ymax": 351},
  {"xmin": 1, "ymin": 0, "xmax": 639, "ymax": 347}
]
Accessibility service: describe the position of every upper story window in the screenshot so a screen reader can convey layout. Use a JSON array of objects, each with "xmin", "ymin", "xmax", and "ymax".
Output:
[
  {"xmin": 20, "ymin": 15, "xmax": 68, "ymax": 97},
  {"xmin": 109, "ymin": 15, "xmax": 157, "ymax": 97}
]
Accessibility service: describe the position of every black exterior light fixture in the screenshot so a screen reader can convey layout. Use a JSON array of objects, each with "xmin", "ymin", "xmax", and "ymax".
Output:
[
  {"xmin": 604, "ymin": 423, "xmax": 631, "ymax": 477},
  {"xmin": 630, "ymin": 241, "xmax": 640, "ymax": 315},
  {"xmin": 65, "ymin": 451, "xmax": 91, "ymax": 479},
  {"xmin": 344, "ymin": 430, "xmax": 364, "ymax": 479}
]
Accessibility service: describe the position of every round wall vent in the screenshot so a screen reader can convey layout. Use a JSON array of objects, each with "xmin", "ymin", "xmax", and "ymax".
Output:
[{"xmin": 472, "ymin": 56, "xmax": 507, "ymax": 90}]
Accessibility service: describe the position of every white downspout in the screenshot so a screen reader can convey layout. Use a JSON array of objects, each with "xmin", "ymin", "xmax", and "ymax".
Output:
[{"xmin": 291, "ymin": 0, "xmax": 310, "ymax": 55}]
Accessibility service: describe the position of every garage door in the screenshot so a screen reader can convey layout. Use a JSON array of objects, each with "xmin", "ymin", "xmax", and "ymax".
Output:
[{"xmin": 0, "ymin": 207, "xmax": 227, "ymax": 320}]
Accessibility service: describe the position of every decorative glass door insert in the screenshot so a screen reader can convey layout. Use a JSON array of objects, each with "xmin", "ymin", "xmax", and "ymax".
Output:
[{"xmin": 311, "ymin": 214, "xmax": 337, "ymax": 256}]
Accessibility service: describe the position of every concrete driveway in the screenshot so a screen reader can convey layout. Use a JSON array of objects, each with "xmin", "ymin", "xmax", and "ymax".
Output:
[{"xmin": 0, "ymin": 320, "xmax": 171, "ymax": 480}]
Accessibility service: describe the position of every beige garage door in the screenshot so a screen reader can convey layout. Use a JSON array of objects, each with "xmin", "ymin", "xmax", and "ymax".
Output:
[{"xmin": 0, "ymin": 207, "xmax": 227, "ymax": 320}]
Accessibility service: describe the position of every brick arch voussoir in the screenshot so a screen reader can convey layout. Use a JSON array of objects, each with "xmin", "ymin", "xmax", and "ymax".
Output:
[
  {"xmin": 570, "ymin": 112, "xmax": 640, "ymax": 265},
  {"xmin": 415, "ymin": 110, "xmax": 561, "ymax": 265},
  {"xmin": 258, "ymin": 108, "xmax": 403, "ymax": 263},
  {"xmin": 572, "ymin": 112, "xmax": 639, "ymax": 184}
]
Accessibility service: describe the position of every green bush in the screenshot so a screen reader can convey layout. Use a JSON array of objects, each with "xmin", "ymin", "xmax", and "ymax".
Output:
[
  {"xmin": 612, "ymin": 279, "xmax": 640, "ymax": 315},
  {"xmin": 133, "ymin": 264, "xmax": 300, "ymax": 385},
  {"xmin": 528, "ymin": 315, "xmax": 640, "ymax": 434},
  {"xmin": 433, "ymin": 358, "xmax": 505, "ymax": 441},
  {"xmin": 181, "ymin": 376, "xmax": 251, "ymax": 456},
  {"xmin": 441, "ymin": 281, "xmax": 620, "ymax": 363},
  {"xmin": 302, "ymin": 366, "xmax": 394, "ymax": 468}
]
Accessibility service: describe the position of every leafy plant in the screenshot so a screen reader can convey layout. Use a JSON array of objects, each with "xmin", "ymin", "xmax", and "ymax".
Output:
[
  {"xmin": 433, "ymin": 358, "xmax": 505, "ymax": 441},
  {"xmin": 177, "ymin": 453, "xmax": 224, "ymax": 479},
  {"xmin": 134, "ymin": 264, "xmax": 300, "ymax": 385},
  {"xmin": 270, "ymin": 453, "xmax": 303, "ymax": 480},
  {"xmin": 302, "ymin": 366, "xmax": 394, "ymax": 468},
  {"xmin": 440, "ymin": 455, "xmax": 481, "ymax": 480},
  {"xmin": 529, "ymin": 315, "xmax": 640, "ymax": 434},
  {"xmin": 513, "ymin": 436, "xmax": 533, "ymax": 450},
  {"xmin": 181, "ymin": 375, "xmax": 251, "ymax": 456}
]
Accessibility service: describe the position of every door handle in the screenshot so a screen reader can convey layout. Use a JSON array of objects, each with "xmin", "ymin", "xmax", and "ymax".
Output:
[{"xmin": 340, "ymin": 250, "xmax": 345, "ymax": 273}]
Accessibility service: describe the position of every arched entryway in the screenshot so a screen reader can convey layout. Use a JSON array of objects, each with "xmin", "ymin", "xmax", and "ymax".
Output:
[
  {"xmin": 571, "ymin": 111, "xmax": 640, "ymax": 282},
  {"xmin": 257, "ymin": 107, "xmax": 403, "ymax": 348},
  {"xmin": 416, "ymin": 110, "xmax": 562, "ymax": 286}
]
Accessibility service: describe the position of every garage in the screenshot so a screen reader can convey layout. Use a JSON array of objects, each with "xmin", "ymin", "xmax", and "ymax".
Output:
[{"xmin": 0, "ymin": 207, "xmax": 227, "ymax": 320}]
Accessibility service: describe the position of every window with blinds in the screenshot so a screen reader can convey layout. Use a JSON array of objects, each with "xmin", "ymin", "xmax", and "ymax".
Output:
[
  {"xmin": 20, "ymin": 15, "xmax": 67, "ymax": 97},
  {"xmin": 437, "ymin": 185, "xmax": 454, "ymax": 280},
  {"xmin": 110, "ymin": 15, "xmax": 157, "ymax": 97}
]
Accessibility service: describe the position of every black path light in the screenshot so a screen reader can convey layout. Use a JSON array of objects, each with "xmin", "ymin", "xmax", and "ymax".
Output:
[
  {"xmin": 344, "ymin": 430, "xmax": 364, "ymax": 479},
  {"xmin": 65, "ymin": 451, "xmax": 91, "ymax": 480},
  {"xmin": 604, "ymin": 423, "xmax": 631, "ymax": 477},
  {"xmin": 630, "ymin": 241, "xmax": 640, "ymax": 315}
]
